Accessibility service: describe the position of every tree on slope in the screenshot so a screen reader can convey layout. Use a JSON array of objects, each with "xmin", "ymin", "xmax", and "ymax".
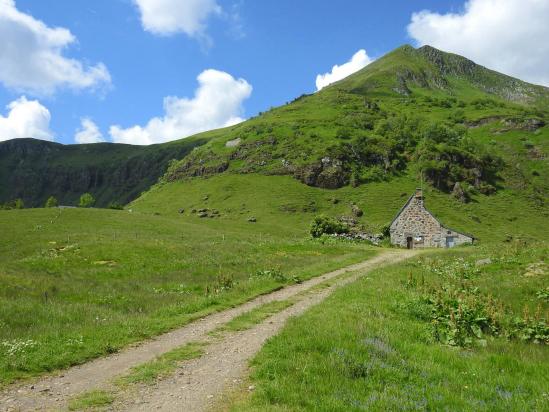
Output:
[
  {"xmin": 45, "ymin": 196, "xmax": 58, "ymax": 208},
  {"xmin": 79, "ymin": 193, "xmax": 95, "ymax": 208}
]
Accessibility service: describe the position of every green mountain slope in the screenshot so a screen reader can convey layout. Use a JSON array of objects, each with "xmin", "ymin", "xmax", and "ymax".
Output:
[
  {"xmin": 161, "ymin": 45, "xmax": 548, "ymax": 196},
  {"xmin": 0, "ymin": 135, "xmax": 210, "ymax": 207},
  {"xmin": 1, "ymin": 44, "xmax": 548, "ymax": 212},
  {"xmin": 136, "ymin": 45, "xmax": 548, "ymax": 233}
]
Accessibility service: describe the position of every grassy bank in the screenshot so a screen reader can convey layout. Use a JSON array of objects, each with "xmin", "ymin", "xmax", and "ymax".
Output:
[{"xmin": 232, "ymin": 242, "xmax": 548, "ymax": 411}]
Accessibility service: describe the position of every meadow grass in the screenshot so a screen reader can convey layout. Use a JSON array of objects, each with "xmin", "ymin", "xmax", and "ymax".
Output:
[
  {"xmin": 0, "ymin": 202, "xmax": 376, "ymax": 386},
  {"xmin": 231, "ymin": 242, "xmax": 548, "ymax": 411},
  {"xmin": 68, "ymin": 389, "xmax": 114, "ymax": 411},
  {"xmin": 212, "ymin": 299, "xmax": 296, "ymax": 335},
  {"xmin": 2, "ymin": 167, "xmax": 547, "ymax": 386},
  {"xmin": 116, "ymin": 341, "xmax": 206, "ymax": 386},
  {"xmin": 134, "ymin": 172, "xmax": 549, "ymax": 244}
]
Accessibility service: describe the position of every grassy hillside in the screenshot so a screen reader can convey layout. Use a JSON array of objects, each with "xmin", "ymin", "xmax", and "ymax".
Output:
[
  {"xmin": 135, "ymin": 44, "xmax": 548, "ymax": 247},
  {"xmin": 0, "ymin": 134, "xmax": 210, "ymax": 207},
  {"xmin": 162, "ymin": 45, "xmax": 548, "ymax": 196},
  {"xmin": 132, "ymin": 171, "xmax": 548, "ymax": 244},
  {"xmin": 1, "ymin": 44, "xmax": 548, "ymax": 209}
]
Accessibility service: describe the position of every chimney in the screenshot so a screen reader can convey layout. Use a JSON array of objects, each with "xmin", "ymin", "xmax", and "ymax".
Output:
[{"xmin": 415, "ymin": 188, "xmax": 423, "ymax": 199}]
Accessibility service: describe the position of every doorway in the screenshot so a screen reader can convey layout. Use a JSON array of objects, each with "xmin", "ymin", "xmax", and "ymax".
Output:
[
  {"xmin": 406, "ymin": 237, "xmax": 413, "ymax": 249},
  {"xmin": 446, "ymin": 236, "xmax": 455, "ymax": 248}
]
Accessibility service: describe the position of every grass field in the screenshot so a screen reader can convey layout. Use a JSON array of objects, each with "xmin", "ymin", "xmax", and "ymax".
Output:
[
  {"xmin": 135, "ymin": 172, "xmax": 548, "ymax": 244},
  {"xmin": 2, "ymin": 165, "xmax": 547, "ymax": 387},
  {"xmin": 231, "ymin": 242, "xmax": 548, "ymax": 411},
  {"xmin": 0, "ymin": 204, "xmax": 377, "ymax": 386}
]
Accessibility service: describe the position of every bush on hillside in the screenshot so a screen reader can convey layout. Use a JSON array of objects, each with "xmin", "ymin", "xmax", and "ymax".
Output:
[
  {"xmin": 310, "ymin": 215, "xmax": 348, "ymax": 238},
  {"xmin": 0, "ymin": 199, "xmax": 24, "ymax": 209},
  {"xmin": 108, "ymin": 202, "xmax": 124, "ymax": 210},
  {"xmin": 380, "ymin": 224, "xmax": 391, "ymax": 238},
  {"xmin": 45, "ymin": 196, "xmax": 58, "ymax": 208},
  {"xmin": 78, "ymin": 193, "xmax": 95, "ymax": 208},
  {"xmin": 415, "ymin": 125, "xmax": 503, "ymax": 193}
]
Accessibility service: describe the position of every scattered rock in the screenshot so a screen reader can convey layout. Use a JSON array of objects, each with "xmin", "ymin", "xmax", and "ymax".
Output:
[
  {"xmin": 452, "ymin": 182, "xmax": 469, "ymax": 203},
  {"xmin": 248, "ymin": 385, "xmax": 255, "ymax": 391},
  {"xmin": 523, "ymin": 262, "xmax": 547, "ymax": 277},
  {"xmin": 293, "ymin": 158, "xmax": 349, "ymax": 189},
  {"xmin": 281, "ymin": 159, "xmax": 292, "ymax": 170},
  {"xmin": 92, "ymin": 260, "xmax": 117, "ymax": 266},
  {"xmin": 178, "ymin": 208, "xmax": 185, "ymax": 214},
  {"xmin": 225, "ymin": 137, "xmax": 242, "ymax": 148},
  {"xmin": 247, "ymin": 216, "xmax": 257, "ymax": 223},
  {"xmin": 331, "ymin": 232, "xmax": 383, "ymax": 245},
  {"xmin": 475, "ymin": 258, "xmax": 492, "ymax": 266},
  {"xmin": 501, "ymin": 117, "xmax": 545, "ymax": 132},
  {"xmin": 351, "ymin": 203, "xmax": 363, "ymax": 217}
]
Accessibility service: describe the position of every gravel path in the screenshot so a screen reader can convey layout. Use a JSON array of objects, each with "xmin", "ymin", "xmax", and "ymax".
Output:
[{"xmin": 1, "ymin": 250, "xmax": 417, "ymax": 411}]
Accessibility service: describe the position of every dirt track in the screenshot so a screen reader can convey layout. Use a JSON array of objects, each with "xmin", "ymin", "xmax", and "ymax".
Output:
[{"xmin": 0, "ymin": 250, "xmax": 417, "ymax": 411}]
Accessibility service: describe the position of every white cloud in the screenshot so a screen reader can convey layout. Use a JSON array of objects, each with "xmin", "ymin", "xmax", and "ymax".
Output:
[
  {"xmin": 74, "ymin": 118, "xmax": 105, "ymax": 144},
  {"xmin": 408, "ymin": 0, "xmax": 549, "ymax": 86},
  {"xmin": 110, "ymin": 69, "xmax": 252, "ymax": 145},
  {"xmin": 0, "ymin": 96, "xmax": 53, "ymax": 141},
  {"xmin": 0, "ymin": 0, "xmax": 111, "ymax": 95},
  {"xmin": 316, "ymin": 49, "xmax": 373, "ymax": 91},
  {"xmin": 133, "ymin": 0, "xmax": 221, "ymax": 41}
]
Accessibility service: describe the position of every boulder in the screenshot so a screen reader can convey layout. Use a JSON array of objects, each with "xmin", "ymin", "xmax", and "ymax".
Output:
[
  {"xmin": 351, "ymin": 203, "xmax": 363, "ymax": 217},
  {"xmin": 475, "ymin": 258, "xmax": 492, "ymax": 266},
  {"xmin": 452, "ymin": 182, "xmax": 469, "ymax": 203},
  {"xmin": 225, "ymin": 138, "xmax": 242, "ymax": 148}
]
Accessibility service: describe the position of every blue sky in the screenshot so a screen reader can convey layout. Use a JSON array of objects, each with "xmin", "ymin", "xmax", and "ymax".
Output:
[{"xmin": 0, "ymin": 0, "xmax": 547, "ymax": 145}]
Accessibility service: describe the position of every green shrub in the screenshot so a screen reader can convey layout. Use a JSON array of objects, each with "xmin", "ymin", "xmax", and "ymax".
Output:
[
  {"xmin": 78, "ymin": 193, "xmax": 95, "ymax": 208},
  {"xmin": 380, "ymin": 224, "xmax": 391, "ymax": 238},
  {"xmin": 310, "ymin": 215, "xmax": 348, "ymax": 238},
  {"xmin": 536, "ymin": 287, "xmax": 549, "ymax": 302},
  {"xmin": 252, "ymin": 269, "xmax": 287, "ymax": 283},
  {"xmin": 45, "ymin": 196, "xmax": 58, "ymax": 208},
  {"xmin": 0, "ymin": 199, "xmax": 25, "ymax": 209},
  {"xmin": 509, "ymin": 316, "xmax": 548, "ymax": 344},
  {"xmin": 420, "ymin": 285, "xmax": 502, "ymax": 347},
  {"xmin": 416, "ymin": 126, "xmax": 503, "ymax": 193},
  {"xmin": 108, "ymin": 202, "xmax": 124, "ymax": 210}
]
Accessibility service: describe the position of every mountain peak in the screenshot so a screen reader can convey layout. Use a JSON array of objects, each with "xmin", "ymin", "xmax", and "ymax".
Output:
[{"xmin": 333, "ymin": 44, "xmax": 549, "ymax": 105}]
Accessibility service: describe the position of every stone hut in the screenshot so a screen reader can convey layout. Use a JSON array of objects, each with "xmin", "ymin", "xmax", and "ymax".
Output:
[{"xmin": 389, "ymin": 189, "xmax": 474, "ymax": 249}]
